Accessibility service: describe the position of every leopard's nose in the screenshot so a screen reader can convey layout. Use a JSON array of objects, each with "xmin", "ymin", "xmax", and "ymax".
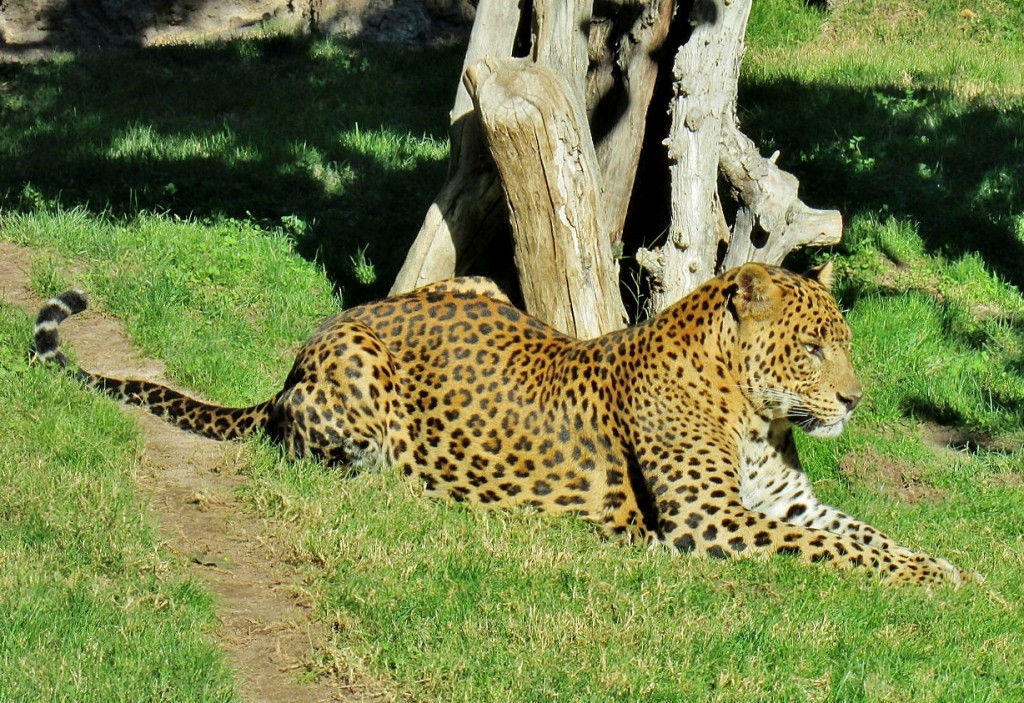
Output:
[{"xmin": 838, "ymin": 389, "xmax": 862, "ymax": 411}]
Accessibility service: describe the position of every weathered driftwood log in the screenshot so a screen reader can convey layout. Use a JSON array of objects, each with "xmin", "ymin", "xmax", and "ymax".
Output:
[
  {"xmin": 394, "ymin": 0, "xmax": 843, "ymax": 330},
  {"xmin": 392, "ymin": 0, "xmax": 675, "ymax": 326},
  {"xmin": 389, "ymin": 0, "xmax": 518, "ymax": 294},
  {"xmin": 466, "ymin": 57, "xmax": 627, "ymax": 338},
  {"xmin": 636, "ymin": 0, "xmax": 746, "ymax": 313},
  {"xmin": 587, "ymin": 0, "xmax": 676, "ymax": 252}
]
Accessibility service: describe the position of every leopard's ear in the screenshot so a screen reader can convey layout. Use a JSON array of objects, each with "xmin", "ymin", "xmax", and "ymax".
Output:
[
  {"xmin": 734, "ymin": 263, "xmax": 780, "ymax": 321},
  {"xmin": 806, "ymin": 260, "xmax": 835, "ymax": 290}
]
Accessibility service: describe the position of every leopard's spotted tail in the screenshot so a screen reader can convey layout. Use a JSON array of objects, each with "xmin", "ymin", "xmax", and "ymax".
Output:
[
  {"xmin": 34, "ymin": 289, "xmax": 88, "ymax": 367},
  {"xmin": 34, "ymin": 290, "xmax": 275, "ymax": 441}
]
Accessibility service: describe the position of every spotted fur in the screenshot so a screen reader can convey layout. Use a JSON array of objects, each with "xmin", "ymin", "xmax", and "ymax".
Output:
[{"xmin": 34, "ymin": 265, "xmax": 971, "ymax": 585}]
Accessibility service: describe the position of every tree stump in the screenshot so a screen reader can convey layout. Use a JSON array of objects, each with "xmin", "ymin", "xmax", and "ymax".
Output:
[
  {"xmin": 391, "ymin": 0, "xmax": 843, "ymax": 332},
  {"xmin": 466, "ymin": 57, "xmax": 626, "ymax": 338}
]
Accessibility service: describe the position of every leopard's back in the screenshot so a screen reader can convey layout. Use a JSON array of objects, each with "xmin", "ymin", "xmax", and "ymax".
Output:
[{"xmin": 328, "ymin": 278, "xmax": 653, "ymax": 535}]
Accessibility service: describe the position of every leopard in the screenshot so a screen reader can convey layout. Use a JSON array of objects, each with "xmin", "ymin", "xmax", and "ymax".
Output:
[{"xmin": 34, "ymin": 261, "xmax": 972, "ymax": 586}]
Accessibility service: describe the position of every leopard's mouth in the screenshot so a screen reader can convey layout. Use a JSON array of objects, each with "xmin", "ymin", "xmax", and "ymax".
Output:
[{"xmin": 788, "ymin": 413, "xmax": 846, "ymax": 439}]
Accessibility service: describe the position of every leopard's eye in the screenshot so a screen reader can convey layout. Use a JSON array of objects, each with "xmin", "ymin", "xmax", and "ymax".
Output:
[{"xmin": 803, "ymin": 343, "xmax": 824, "ymax": 359}]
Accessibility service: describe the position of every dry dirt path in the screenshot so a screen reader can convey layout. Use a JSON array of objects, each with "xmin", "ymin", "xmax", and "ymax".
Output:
[{"xmin": 0, "ymin": 241, "xmax": 388, "ymax": 703}]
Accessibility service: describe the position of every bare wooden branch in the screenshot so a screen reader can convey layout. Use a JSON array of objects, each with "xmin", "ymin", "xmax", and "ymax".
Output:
[
  {"xmin": 637, "ymin": 0, "xmax": 839, "ymax": 314},
  {"xmin": 467, "ymin": 57, "xmax": 627, "ymax": 338},
  {"xmin": 718, "ymin": 120, "xmax": 843, "ymax": 270},
  {"xmin": 639, "ymin": 0, "xmax": 752, "ymax": 313}
]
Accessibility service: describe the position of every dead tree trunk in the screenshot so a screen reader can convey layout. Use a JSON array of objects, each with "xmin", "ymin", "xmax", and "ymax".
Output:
[
  {"xmin": 636, "ymin": 0, "xmax": 841, "ymax": 315},
  {"xmin": 392, "ymin": 0, "xmax": 842, "ymax": 333},
  {"xmin": 465, "ymin": 56, "xmax": 626, "ymax": 336}
]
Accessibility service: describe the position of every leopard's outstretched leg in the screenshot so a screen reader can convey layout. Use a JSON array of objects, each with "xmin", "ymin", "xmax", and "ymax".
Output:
[
  {"xmin": 741, "ymin": 424, "xmax": 901, "ymax": 550},
  {"xmin": 639, "ymin": 446, "xmax": 968, "ymax": 586},
  {"xmin": 664, "ymin": 501, "xmax": 963, "ymax": 585}
]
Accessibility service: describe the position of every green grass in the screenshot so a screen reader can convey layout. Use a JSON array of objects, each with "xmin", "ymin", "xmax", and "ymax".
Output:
[
  {"xmin": 243, "ymin": 464, "xmax": 1022, "ymax": 703},
  {"xmin": 2, "ymin": 4, "xmax": 1024, "ymax": 702},
  {"xmin": 746, "ymin": 0, "xmax": 1024, "ymax": 97},
  {"xmin": 0, "ymin": 34, "xmax": 460, "ymax": 302},
  {"xmin": 0, "ymin": 308, "xmax": 236, "ymax": 702},
  {"xmin": 744, "ymin": 0, "xmax": 1024, "ymax": 292}
]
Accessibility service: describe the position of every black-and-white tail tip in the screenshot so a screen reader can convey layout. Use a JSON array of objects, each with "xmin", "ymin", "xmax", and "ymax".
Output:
[{"xmin": 34, "ymin": 290, "xmax": 89, "ymax": 367}]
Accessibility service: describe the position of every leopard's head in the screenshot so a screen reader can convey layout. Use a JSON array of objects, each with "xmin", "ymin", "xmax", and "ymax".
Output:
[{"xmin": 728, "ymin": 262, "xmax": 862, "ymax": 438}]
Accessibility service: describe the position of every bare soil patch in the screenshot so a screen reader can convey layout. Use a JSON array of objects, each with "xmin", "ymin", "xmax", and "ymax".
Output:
[
  {"xmin": 839, "ymin": 446, "xmax": 947, "ymax": 504},
  {"xmin": 920, "ymin": 420, "xmax": 1022, "ymax": 455},
  {"xmin": 0, "ymin": 241, "xmax": 384, "ymax": 702},
  {"xmin": 990, "ymin": 472, "xmax": 1024, "ymax": 490}
]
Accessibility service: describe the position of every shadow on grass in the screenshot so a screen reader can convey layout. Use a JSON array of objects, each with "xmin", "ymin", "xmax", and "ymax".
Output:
[
  {"xmin": 2, "ymin": 36, "xmax": 1023, "ymax": 305},
  {"xmin": 740, "ymin": 76, "xmax": 1024, "ymax": 291},
  {"xmin": 0, "ymin": 33, "xmax": 463, "ymax": 304},
  {"xmin": 905, "ymin": 397, "xmax": 1024, "ymax": 452}
]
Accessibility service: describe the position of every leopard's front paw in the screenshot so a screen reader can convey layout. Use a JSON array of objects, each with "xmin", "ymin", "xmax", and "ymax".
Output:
[
  {"xmin": 885, "ymin": 550, "xmax": 977, "ymax": 587},
  {"xmin": 934, "ymin": 556, "xmax": 983, "ymax": 586}
]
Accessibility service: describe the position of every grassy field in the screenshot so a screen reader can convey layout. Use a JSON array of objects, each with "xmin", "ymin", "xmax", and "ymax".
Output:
[
  {"xmin": 2, "ymin": 1, "xmax": 1023, "ymax": 701},
  {"xmin": 0, "ymin": 306, "xmax": 236, "ymax": 701}
]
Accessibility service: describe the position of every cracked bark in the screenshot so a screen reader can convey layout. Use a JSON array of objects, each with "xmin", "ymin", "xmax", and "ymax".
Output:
[{"xmin": 466, "ymin": 56, "xmax": 626, "ymax": 338}]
